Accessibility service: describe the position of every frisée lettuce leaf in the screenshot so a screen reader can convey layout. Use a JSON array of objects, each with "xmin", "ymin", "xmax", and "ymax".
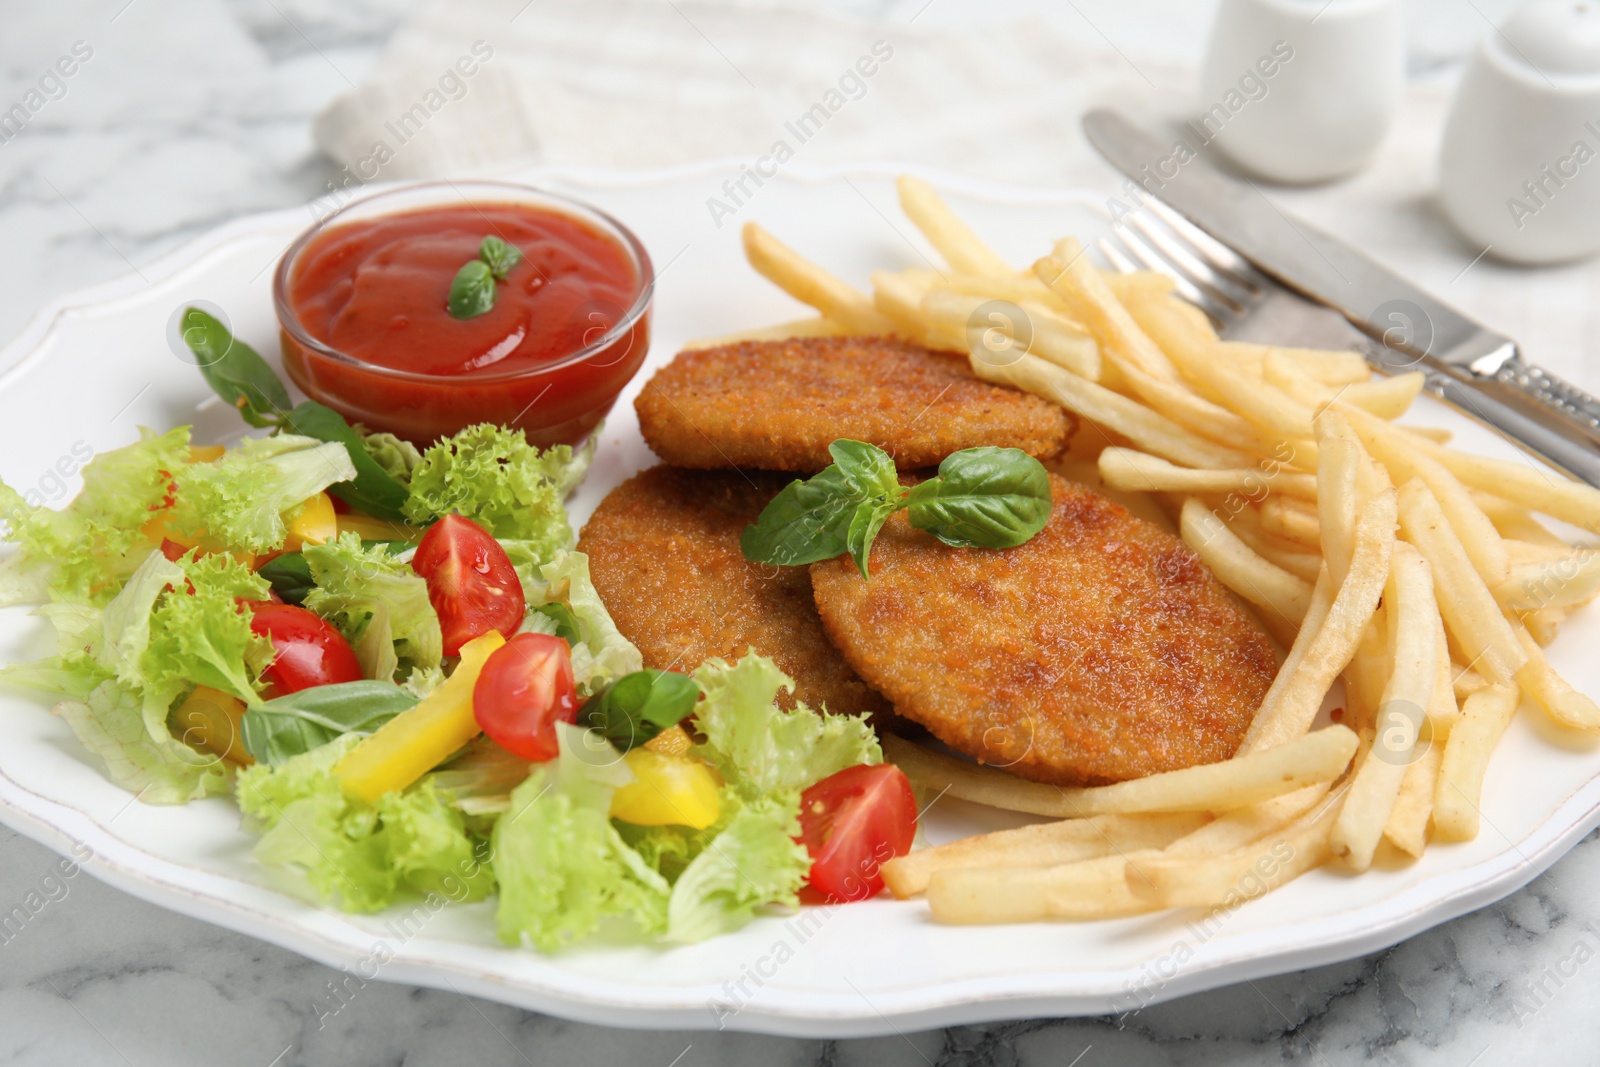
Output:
[
  {"xmin": 167, "ymin": 435, "xmax": 357, "ymax": 554},
  {"xmin": 302, "ymin": 532, "xmax": 442, "ymax": 683},
  {"xmin": 236, "ymin": 734, "xmax": 495, "ymax": 912},
  {"xmin": 0, "ymin": 426, "xmax": 192, "ymax": 606}
]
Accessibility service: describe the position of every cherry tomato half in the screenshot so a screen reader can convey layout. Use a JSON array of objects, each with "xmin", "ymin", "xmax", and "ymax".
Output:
[
  {"xmin": 472, "ymin": 632, "xmax": 578, "ymax": 761},
  {"xmin": 243, "ymin": 601, "xmax": 364, "ymax": 695},
  {"xmin": 411, "ymin": 514, "xmax": 526, "ymax": 657},
  {"xmin": 797, "ymin": 763, "xmax": 917, "ymax": 903}
]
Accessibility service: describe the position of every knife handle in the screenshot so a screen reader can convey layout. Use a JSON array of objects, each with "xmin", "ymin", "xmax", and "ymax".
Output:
[
  {"xmin": 1485, "ymin": 357, "xmax": 1600, "ymax": 445},
  {"xmin": 1421, "ymin": 366, "xmax": 1600, "ymax": 490}
]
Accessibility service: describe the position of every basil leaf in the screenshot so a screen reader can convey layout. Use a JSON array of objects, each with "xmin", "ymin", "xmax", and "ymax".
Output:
[
  {"xmin": 256, "ymin": 552, "xmax": 314, "ymax": 605},
  {"xmin": 240, "ymin": 680, "xmax": 418, "ymax": 765},
  {"xmin": 532, "ymin": 602, "xmax": 581, "ymax": 644},
  {"xmin": 905, "ymin": 446, "xmax": 1053, "ymax": 549},
  {"xmin": 479, "ymin": 235, "xmax": 524, "ymax": 280},
  {"xmin": 740, "ymin": 465, "xmax": 864, "ymax": 567},
  {"xmin": 280, "ymin": 401, "xmax": 412, "ymax": 522},
  {"xmin": 448, "ymin": 259, "xmax": 496, "ymax": 319},
  {"xmin": 580, "ymin": 669, "xmax": 700, "ymax": 752},
  {"xmin": 845, "ymin": 498, "xmax": 900, "ymax": 579},
  {"xmin": 180, "ymin": 307, "xmax": 292, "ymax": 428}
]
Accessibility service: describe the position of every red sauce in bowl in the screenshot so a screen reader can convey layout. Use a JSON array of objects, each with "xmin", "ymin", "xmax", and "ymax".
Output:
[{"xmin": 276, "ymin": 191, "xmax": 651, "ymax": 448}]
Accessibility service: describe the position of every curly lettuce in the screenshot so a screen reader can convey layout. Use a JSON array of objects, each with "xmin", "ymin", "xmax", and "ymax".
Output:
[
  {"xmin": 302, "ymin": 532, "xmax": 442, "ymax": 682},
  {"xmin": 401, "ymin": 423, "xmax": 594, "ymax": 551},
  {"xmin": 53, "ymin": 680, "xmax": 229, "ymax": 804},
  {"xmin": 0, "ymin": 426, "xmax": 191, "ymax": 606},
  {"xmin": 493, "ymin": 724, "xmax": 670, "ymax": 949},
  {"xmin": 168, "ymin": 434, "xmax": 357, "ymax": 553},
  {"xmin": 513, "ymin": 549, "xmax": 641, "ymax": 693},
  {"xmin": 236, "ymin": 734, "xmax": 495, "ymax": 912}
]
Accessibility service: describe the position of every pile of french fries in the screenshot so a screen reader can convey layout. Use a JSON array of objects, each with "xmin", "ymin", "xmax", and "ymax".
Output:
[{"xmin": 695, "ymin": 175, "xmax": 1600, "ymax": 924}]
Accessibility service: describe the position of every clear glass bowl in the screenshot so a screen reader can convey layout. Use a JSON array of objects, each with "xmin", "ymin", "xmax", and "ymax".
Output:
[{"xmin": 273, "ymin": 180, "xmax": 654, "ymax": 447}]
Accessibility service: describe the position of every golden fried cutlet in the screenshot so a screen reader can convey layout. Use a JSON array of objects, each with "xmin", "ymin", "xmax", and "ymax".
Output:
[
  {"xmin": 634, "ymin": 335, "xmax": 1072, "ymax": 473},
  {"xmin": 577, "ymin": 465, "xmax": 890, "ymax": 719},
  {"xmin": 809, "ymin": 475, "xmax": 1278, "ymax": 785}
]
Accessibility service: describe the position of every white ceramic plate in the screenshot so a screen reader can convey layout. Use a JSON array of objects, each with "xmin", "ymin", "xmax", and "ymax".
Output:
[{"xmin": 1, "ymin": 164, "xmax": 1597, "ymax": 1038}]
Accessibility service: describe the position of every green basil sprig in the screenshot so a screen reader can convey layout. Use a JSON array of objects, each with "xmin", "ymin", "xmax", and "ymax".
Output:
[
  {"xmin": 580, "ymin": 669, "xmax": 700, "ymax": 752},
  {"xmin": 180, "ymin": 307, "xmax": 292, "ymax": 428},
  {"xmin": 448, "ymin": 236, "xmax": 525, "ymax": 320},
  {"xmin": 178, "ymin": 306, "xmax": 414, "ymax": 522},
  {"xmin": 741, "ymin": 440, "xmax": 1052, "ymax": 578},
  {"xmin": 240, "ymin": 680, "xmax": 419, "ymax": 765}
]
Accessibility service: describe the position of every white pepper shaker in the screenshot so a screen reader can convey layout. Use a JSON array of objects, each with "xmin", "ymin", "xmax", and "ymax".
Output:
[
  {"xmin": 1196, "ymin": 0, "xmax": 1406, "ymax": 184},
  {"xmin": 1438, "ymin": 0, "xmax": 1600, "ymax": 264}
]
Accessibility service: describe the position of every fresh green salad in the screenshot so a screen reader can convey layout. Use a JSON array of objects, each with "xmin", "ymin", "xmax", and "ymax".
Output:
[{"xmin": 0, "ymin": 309, "xmax": 899, "ymax": 950}]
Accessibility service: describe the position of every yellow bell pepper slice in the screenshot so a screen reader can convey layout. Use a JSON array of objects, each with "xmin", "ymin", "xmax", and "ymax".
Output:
[
  {"xmin": 336, "ymin": 513, "xmax": 427, "ymax": 543},
  {"xmin": 284, "ymin": 492, "xmax": 338, "ymax": 550},
  {"xmin": 609, "ymin": 748, "xmax": 721, "ymax": 829},
  {"xmin": 172, "ymin": 685, "xmax": 252, "ymax": 766},
  {"xmin": 643, "ymin": 724, "xmax": 693, "ymax": 757},
  {"xmin": 335, "ymin": 631, "xmax": 504, "ymax": 803},
  {"xmin": 188, "ymin": 444, "xmax": 226, "ymax": 463}
]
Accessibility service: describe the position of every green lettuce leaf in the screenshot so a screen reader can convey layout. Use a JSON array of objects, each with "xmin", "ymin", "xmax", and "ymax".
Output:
[
  {"xmin": 302, "ymin": 532, "xmax": 442, "ymax": 682},
  {"xmin": 665, "ymin": 793, "xmax": 808, "ymax": 943},
  {"xmin": 0, "ymin": 426, "xmax": 191, "ymax": 605},
  {"xmin": 514, "ymin": 549, "xmax": 641, "ymax": 693},
  {"xmin": 236, "ymin": 735, "xmax": 495, "ymax": 912},
  {"xmin": 54, "ymin": 680, "xmax": 229, "ymax": 804},
  {"xmin": 493, "ymin": 724, "xmax": 670, "ymax": 950},
  {"xmin": 168, "ymin": 434, "xmax": 357, "ymax": 553},
  {"xmin": 140, "ymin": 552, "xmax": 273, "ymax": 735},
  {"xmin": 690, "ymin": 654, "xmax": 881, "ymax": 798},
  {"xmin": 401, "ymin": 423, "xmax": 593, "ymax": 549},
  {"xmin": 354, "ymin": 426, "xmax": 423, "ymax": 483}
]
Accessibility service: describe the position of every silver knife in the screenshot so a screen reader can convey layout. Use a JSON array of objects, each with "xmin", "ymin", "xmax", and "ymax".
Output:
[{"xmin": 1082, "ymin": 107, "xmax": 1600, "ymax": 490}]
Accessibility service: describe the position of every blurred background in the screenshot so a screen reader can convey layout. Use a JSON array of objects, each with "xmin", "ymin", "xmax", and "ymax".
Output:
[{"xmin": 4, "ymin": 1, "xmax": 1597, "ymax": 1065}]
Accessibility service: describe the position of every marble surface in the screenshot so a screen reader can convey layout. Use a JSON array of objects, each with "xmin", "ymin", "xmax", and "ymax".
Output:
[{"xmin": 3, "ymin": 0, "xmax": 1598, "ymax": 1064}]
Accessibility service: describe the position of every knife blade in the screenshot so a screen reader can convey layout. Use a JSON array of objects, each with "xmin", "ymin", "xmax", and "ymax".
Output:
[{"xmin": 1083, "ymin": 108, "xmax": 1600, "ymax": 489}]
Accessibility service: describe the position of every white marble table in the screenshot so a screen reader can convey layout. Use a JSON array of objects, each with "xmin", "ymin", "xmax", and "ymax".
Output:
[{"xmin": 4, "ymin": 1, "xmax": 1597, "ymax": 1063}]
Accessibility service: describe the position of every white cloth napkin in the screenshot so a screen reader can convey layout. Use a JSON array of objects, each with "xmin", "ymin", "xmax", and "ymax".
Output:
[{"xmin": 314, "ymin": 0, "xmax": 1600, "ymax": 384}]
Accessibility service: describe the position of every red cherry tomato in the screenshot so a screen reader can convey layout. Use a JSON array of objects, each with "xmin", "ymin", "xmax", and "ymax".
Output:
[
  {"xmin": 244, "ymin": 601, "xmax": 364, "ymax": 695},
  {"xmin": 472, "ymin": 632, "xmax": 578, "ymax": 761},
  {"xmin": 411, "ymin": 514, "xmax": 526, "ymax": 657},
  {"xmin": 797, "ymin": 763, "xmax": 918, "ymax": 903}
]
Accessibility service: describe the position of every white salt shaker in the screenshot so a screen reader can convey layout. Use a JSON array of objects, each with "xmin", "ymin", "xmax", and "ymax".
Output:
[
  {"xmin": 1196, "ymin": 0, "xmax": 1406, "ymax": 184},
  {"xmin": 1438, "ymin": 0, "xmax": 1600, "ymax": 265}
]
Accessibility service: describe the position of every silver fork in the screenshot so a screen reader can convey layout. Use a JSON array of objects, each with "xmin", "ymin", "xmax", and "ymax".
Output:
[{"xmin": 1096, "ymin": 199, "xmax": 1600, "ymax": 488}]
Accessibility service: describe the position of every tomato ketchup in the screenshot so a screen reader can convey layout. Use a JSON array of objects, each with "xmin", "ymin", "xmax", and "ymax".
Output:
[{"xmin": 277, "ymin": 195, "xmax": 652, "ymax": 448}]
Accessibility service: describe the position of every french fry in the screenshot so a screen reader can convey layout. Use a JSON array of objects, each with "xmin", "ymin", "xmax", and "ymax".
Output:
[
  {"xmin": 1495, "ymin": 550, "xmax": 1600, "ymax": 610},
  {"xmin": 1433, "ymin": 685, "xmax": 1521, "ymax": 841},
  {"xmin": 1316, "ymin": 412, "xmax": 1363, "ymax": 587},
  {"xmin": 936, "ymin": 272, "xmax": 1056, "ymax": 305},
  {"xmin": 1180, "ymin": 498, "xmax": 1314, "ymax": 629},
  {"xmin": 921, "ymin": 288, "xmax": 1101, "ymax": 379},
  {"xmin": 1260, "ymin": 496, "xmax": 1322, "ymax": 547},
  {"xmin": 1336, "ymin": 402, "xmax": 1510, "ymax": 587},
  {"xmin": 741, "ymin": 222, "xmax": 896, "ymax": 334},
  {"xmin": 927, "ymin": 851, "xmax": 1161, "ymax": 923},
  {"xmin": 1034, "ymin": 241, "xmax": 1180, "ymax": 382},
  {"xmin": 682, "ymin": 316, "xmax": 853, "ymax": 349},
  {"xmin": 1341, "ymin": 615, "xmax": 1390, "ymax": 735},
  {"xmin": 1261, "ymin": 351, "xmax": 1424, "ymax": 419},
  {"xmin": 1222, "ymin": 342, "xmax": 1371, "ymax": 385},
  {"xmin": 970, "ymin": 352, "xmax": 1254, "ymax": 469},
  {"xmin": 1520, "ymin": 606, "xmax": 1570, "ymax": 646},
  {"xmin": 1160, "ymin": 783, "xmax": 1330, "ymax": 857},
  {"xmin": 871, "ymin": 269, "xmax": 940, "ymax": 345},
  {"xmin": 1330, "ymin": 543, "xmax": 1439, "ymax": 871},
  {"xmin": 1397, "ymin": 479, "xmax": 1528, "ymax": 686},
  {"xmin": 1453, "ymin": 664, "xmax": 1491, "ymax": 701},
  {"xmin": 1383, "ymin": 743, "xmax": 1442, "ymax": 858},
  {"xmin": 1100, "ymin": 448, "xmax": 1318, "ymax": 500},
  {"xmin": 881, "ymin": 812, "xmax": 1208, "ymax": 898},
  {"xmin": 1225, "ymin": 508, "xmax": 1324, "ymax": 583},
  {"xmin": 1165, "ymin": 342, "xmax": 1318, "ymax": 440},
  {"xmin": 1126, "ymin": 785, "xmax": 1348, "ymax": 908},
  {"xmin": 895, "ymin": 175, "xmax": 1014, "ymax": 276},
  {"xmin": 882, "ymin": 727, "xmax": 1358, "ymax": 818},
  {"xmin": 1241, "ymin": 489, "xmax": 1398, "ymax": 752},
  {"xmin": 1430, "ymin": 613, "xmax": 1463, "ymax": 735},
  {"xmin": 1401, "ymin": 432, "xmax": 1600, "ymax": 529},
  {"xmin": 1514, "ymin": 626, "xmax": 1600, "ymax": 731}
]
